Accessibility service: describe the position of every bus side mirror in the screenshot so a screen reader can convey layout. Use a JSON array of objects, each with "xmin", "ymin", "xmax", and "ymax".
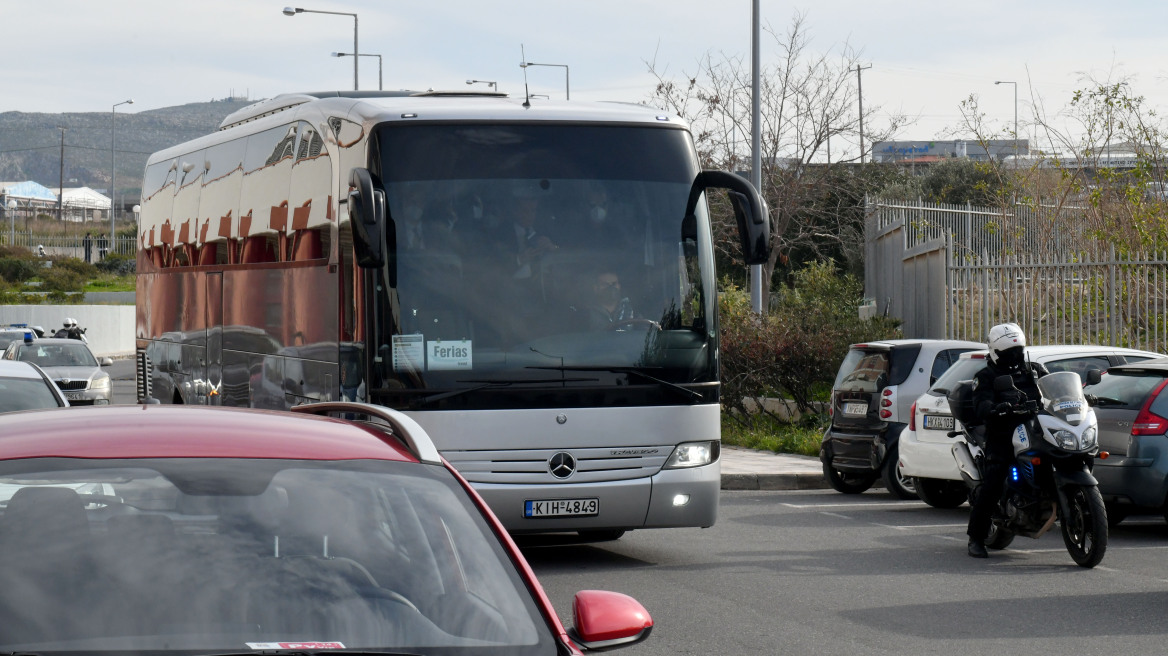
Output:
[
  {"xmin": 683, "ymin": 170, "xmax": 769, "ymax": 265},
  {"xmin": 348, "ymin": 167, "xmax": 386, "ymax": 268}
]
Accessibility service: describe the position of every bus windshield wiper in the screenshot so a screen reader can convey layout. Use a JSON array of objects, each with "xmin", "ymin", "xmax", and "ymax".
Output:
[
  {"xmin": 527, "ymin": 366, "xmax": 704, "ymax": 404},
  {"xmin": 410, "ymin": 377, "xmax": 596, "ymax": 408}
]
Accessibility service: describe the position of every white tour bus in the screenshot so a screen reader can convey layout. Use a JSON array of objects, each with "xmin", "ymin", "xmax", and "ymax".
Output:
[{"xmin": 135, "ymin": 90, "xmax": 768, "ymax": 538}]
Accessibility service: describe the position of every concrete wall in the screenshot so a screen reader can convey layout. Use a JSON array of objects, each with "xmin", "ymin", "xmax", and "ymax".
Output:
[{"xmin": 0, "ymin": 305, "xmax": 135, "ymax": 357}]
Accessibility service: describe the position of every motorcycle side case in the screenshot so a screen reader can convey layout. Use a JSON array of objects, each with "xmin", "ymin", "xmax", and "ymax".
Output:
[{"xmin": 946, "ymin": 380, "xmax": 979, "ymax": 426}]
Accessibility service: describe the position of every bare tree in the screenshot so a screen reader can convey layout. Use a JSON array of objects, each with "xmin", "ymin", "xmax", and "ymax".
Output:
[
  {"xmin": 647, "ymin": 12, "xmax": 910, "ymax": 301},
  {"xmin": 950, "ymin": 71, "xmax": 1168, "ymax": 255}
]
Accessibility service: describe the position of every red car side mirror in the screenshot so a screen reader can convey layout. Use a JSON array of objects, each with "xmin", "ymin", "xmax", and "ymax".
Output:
[{"xmin": 569, "ymin": 589, "xmax": 653, "ymax": 651}]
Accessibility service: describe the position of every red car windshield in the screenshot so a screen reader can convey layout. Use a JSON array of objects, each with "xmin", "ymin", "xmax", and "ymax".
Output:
[{"xmin": 0, "ymin": 457, "xmax": 556, "ymax": 655}]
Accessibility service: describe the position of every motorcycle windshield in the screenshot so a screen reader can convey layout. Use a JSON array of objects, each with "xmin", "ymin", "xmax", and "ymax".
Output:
[{"xmin": 1038, "ymin": 371, "xmax": 1089, "ymax": 426}]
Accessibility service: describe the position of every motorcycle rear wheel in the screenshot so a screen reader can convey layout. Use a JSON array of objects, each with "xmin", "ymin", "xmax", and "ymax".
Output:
[{"xmin": 1061, "ymin": 484, "xmax": 1108, "ymax": 568}]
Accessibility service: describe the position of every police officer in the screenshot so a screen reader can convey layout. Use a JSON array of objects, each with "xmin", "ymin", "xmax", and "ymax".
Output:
[{"xmin": 966, "ymin": 322, "xmax": 1049, "ymax": 558}]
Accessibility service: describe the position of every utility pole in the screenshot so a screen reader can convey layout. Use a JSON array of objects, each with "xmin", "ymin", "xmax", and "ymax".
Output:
[
  {"xmin": 855, "ymin": 64, "xmax": 872, "ymax": 163},
  {"xmin": 750, "ymin": 0, "xmax": 763, "ymax": 314},
  {"xmin": 57, "ymin": 127, "xmax": 66, "ymax": 223}
]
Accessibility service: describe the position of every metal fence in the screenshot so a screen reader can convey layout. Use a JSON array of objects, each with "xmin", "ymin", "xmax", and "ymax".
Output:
[
  {"xmin": 947, "ymin": 246, "xmax": 1168, "ymax": 353},
  {"xmin": 866, "ymin": 197, "xmax": 1168, "ymax": 353},
  {"xmin": 0, "ymin": 232, "xmax": 136, "ymax": 260},
  {"xmin": 870, "ymin": 196, "xmax": 1088, "ymax": 258}
]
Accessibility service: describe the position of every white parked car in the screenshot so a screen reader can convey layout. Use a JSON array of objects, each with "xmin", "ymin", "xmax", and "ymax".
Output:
[{"xmin": 899, "ymin": 344, "xmax": 1164, "ymax": 508}]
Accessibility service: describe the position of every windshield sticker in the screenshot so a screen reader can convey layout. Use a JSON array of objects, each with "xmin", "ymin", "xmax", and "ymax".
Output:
[
  {"xmin": 1056, "ymin": 400, "xmax": 1083, "ymax": 411},
  {"xmin": 247, "ymin": 643, "xmax": 345, "ymax": 650},
  {"xmin": 428, "ymin": 339, "xmax": 472, "ymax": 371},
  {"xmin": 392, "ymin": 334, "xmax": 425, "ymax": 373}
]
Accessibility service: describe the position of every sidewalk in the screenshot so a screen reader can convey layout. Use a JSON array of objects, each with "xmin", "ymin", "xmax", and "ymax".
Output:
[{"xmin": 720, "ymin": 445, "xmax": 830, "ymax": 491}]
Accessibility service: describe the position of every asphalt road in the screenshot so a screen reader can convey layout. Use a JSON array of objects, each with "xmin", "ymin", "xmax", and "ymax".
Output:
[
  {"xmin": 521, "ymin": 489, "xmax": 1168, "ymax": 655},
  {"xmin": 108, "ymin": 365, "xmax": 1168, "ymax": 654},
  {"xmin": 108, "ymin": 357, "xmax": 136, "ymax": 404}
]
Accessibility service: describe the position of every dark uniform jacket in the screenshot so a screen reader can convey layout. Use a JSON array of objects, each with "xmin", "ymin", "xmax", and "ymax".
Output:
[{"xmin": 971, "ymin": 359, "xmax": 1049, "ymax": 457}]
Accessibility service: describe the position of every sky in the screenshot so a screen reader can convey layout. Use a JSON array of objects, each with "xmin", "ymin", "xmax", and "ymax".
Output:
[{"xmin": 5, "ymin": 0, "xmax": 1168, "ymax": 160}]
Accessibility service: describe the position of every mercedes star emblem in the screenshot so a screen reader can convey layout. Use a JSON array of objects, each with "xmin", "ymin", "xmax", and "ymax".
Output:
[{"xmin": 548, "ymin": 452, "xmax": 577, "ymax": 479}]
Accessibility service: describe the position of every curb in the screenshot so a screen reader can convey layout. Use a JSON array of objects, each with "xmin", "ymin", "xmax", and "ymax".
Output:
[{"xmin": 721, "ymin": 472, "xmax": 830, "ymax": 491}]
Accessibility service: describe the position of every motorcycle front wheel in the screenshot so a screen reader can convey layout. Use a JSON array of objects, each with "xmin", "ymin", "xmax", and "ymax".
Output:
[{"xmin": 1061, "ymin": 484, "xmax": 1108, "ymax": 568}]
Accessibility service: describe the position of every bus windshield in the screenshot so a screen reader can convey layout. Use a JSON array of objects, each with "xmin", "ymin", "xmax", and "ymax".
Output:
[{"xmin": 367, "ymin": 123, "xmax": 716, "ymax": 406}]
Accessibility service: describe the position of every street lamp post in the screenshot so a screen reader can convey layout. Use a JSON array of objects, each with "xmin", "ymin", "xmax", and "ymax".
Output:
[
  {"xmin": 995, "ymin": 80, "xmax": 1018, "ymax": 167},
  {"xmin": 333, "ymin": 52, "xmax": 381, "ymax": 90},
  {"xmin": 466, "ymin": 79, "xmax": 497, "ymax": 90},
  {"xmin": 285, "ymin": 7, "xmax": 359, "ymax": 91},
  {"xmin": 519, "ymin": 61, "xmax": 569, "ymax": 100},
  {"xmin": 111, "ymin": 99, "xmax": 133, "ymax": 255}
]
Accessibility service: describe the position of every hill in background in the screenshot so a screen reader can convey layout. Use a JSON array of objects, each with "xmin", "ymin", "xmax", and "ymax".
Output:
[{"xmin": 0, "ymin": 96, "xmax": 256, "ymax": 203}]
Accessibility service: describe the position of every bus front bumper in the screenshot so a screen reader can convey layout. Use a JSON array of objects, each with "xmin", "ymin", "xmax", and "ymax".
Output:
[{"xmin": 471, "ymin": 462, "xmax": 720, "ymax": 534}]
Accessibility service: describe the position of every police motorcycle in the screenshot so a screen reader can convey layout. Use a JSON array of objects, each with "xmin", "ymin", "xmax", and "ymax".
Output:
[
  {"xmin": 52, "ymin": 317, "xmax": 88, "ymax": 343},
  {"xmin": 947, "ymin": 370, "xmax": 1108, "ymax": 568}
]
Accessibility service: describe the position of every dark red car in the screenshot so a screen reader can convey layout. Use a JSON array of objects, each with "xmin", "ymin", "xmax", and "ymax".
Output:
[{"xmin": 0, "ymin": 403, "xmax": 652, "ymax": 654}]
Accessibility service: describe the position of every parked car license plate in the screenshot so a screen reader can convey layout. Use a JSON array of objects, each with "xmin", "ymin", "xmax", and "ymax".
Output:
[
  {"xmin": 924, "ymin": 414, "xmax": 955, "ymax": 430},
  {"xmin": 65, "ymin": 392, "xmax": 83, "ymax": 401},
  {"xmin": 843, "ymin": 402, "xmax": 867, "ymax": 416},
  {"xmin": 524, "ymin": 498, "xmax": 599, "ymax": 517}
]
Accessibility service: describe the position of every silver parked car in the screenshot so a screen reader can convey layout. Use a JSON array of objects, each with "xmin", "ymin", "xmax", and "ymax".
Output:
[
  {"xmin": 2, "ymin": 338, "xmax": 113, "ymax": 406},
  {"xmin": 1085, "ymin": 357, "xmax": 1168, "ymax": 525}
]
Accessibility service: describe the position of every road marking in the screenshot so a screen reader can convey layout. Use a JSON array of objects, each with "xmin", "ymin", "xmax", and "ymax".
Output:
[
  {"xmin": 872, "ymin": 523, "xmax": 968, "ymax": 530},
  {"xmin": 782, "ymin": 501, "xmax": 923, "ymax": 509},
  {"xmin": 820, "ymin": 512, "xmax": 853, "ymax": 520}
]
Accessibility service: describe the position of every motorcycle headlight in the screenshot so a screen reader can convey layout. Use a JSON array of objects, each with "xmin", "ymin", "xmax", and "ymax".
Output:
[
  {"xmin": 1082, "ymin": 426, "xmax": 1097, "ymax": 449},
  {"xmin": 1051, "ymin": 428, "xmax": 1096, "ymax": 451},
  {"xmin": 664, "ymin": 441, "xmax": 719, "ymax": 469},
  {"xmin": 1052, "ymin": 429, "xmax": 1078, "ymax": 450}
]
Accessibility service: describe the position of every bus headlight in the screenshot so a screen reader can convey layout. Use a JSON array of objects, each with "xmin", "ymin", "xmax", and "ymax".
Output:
[{"xmin": 664, "ymin": 441, "xmax": 719, "ymax": 469}]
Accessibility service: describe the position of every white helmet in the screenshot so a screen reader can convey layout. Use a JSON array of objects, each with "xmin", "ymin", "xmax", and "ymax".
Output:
[
  {"xmin": 63, "ymin": 318, "xmax": 77, "ymax": 328},
  {"xmin": 987, "ymin": 322, "xmax": 1026, "ymax": 368}
]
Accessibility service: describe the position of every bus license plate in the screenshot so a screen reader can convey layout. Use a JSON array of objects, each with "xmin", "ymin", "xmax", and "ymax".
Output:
[
  {"xmin": 524, "ymin": 498, "xmax": 599, "ymax": 518},
  {"xmin": 924, "ymin": 415, "xmax": 954, "ymax": 430},
  {"xmin": 843, "ymin": 402, "xmax": 867, "ymax": 416}
]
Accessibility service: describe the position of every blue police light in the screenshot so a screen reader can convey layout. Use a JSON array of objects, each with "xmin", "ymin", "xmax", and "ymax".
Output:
[
  {"xmin": 23, "ymin": 331, "xmax": 34, "ymax": 343},
  {"xmin": 1011, "ymin": 466, "xmax": 1019, "ymax": 482}
]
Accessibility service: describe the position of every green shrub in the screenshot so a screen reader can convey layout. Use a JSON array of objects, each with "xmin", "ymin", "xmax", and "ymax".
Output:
[
  {"xmin": 53, "ymin": 257, "xmax": 98, "ymax": 279},
  {"xmin": 0, "ymin": 257, "xmax": 40, "ymax": 284},
  {"xmin": 40, "ymin": 267, "xmax": 85, "ymax": 294},
  {"xmin": 719, "ymin": 260, "xmax": 901, "ymax": 423},
  {"xmin": 96, "ymin": 252, "xmax": 136, "ymax": 276}
]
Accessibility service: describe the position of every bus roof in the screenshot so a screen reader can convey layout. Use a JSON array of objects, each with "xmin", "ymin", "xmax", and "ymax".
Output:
[{"xmin": 218, "ymin": 90, "xmax": 679, "ymax": 132}]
